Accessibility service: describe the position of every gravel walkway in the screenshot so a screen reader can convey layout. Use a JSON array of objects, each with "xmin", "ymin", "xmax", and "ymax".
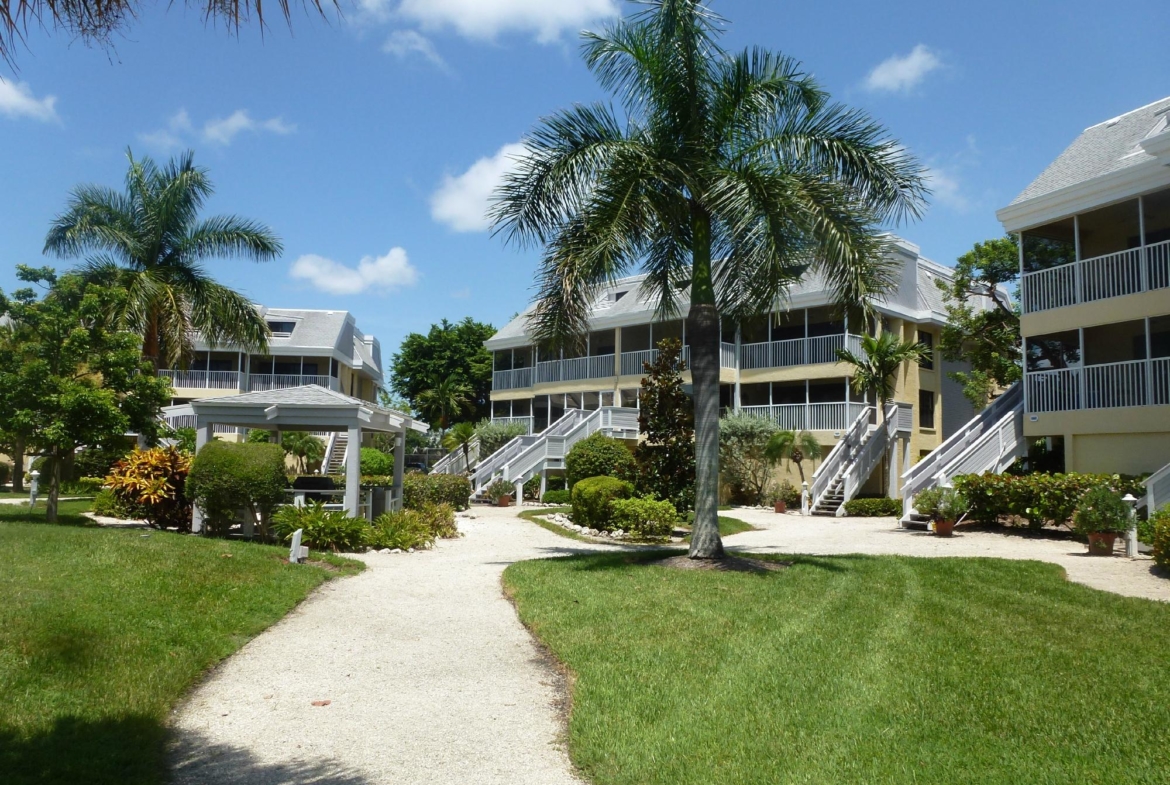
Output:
[
  {"xmin": 170, "ymin": 505, "xmax": 602, "ymax": 785},
  {"xmin": 723, "ymin": 508, "xmax": 1170, "ymax": 603}
]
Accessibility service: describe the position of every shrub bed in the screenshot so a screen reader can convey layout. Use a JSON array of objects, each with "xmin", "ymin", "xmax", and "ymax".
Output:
[
  {"xmin": 953, "ymin": 472, "xmax": 1144, "ymax": 529},
  {"xmin": 272, "ymin": 503, "xmax": 369, "ymax": 553},
  {"xmin": 842, "ymin": 497, "xmax": 901, "ymax": 517},
  {"xmin": 609, "ymin": 496, "xmax": 677, "ymax": 540},
  {"xmin": 565, "ymin": 433, "xmax": 636, "ymax": 488},
  {"xmin": 403, "ymin": 472, "xmax": 471, "ymax": 511},
  {"xmin": 368, "ymin": 502, "xmax": 460, "ymax": 550},
  {"xmin": 571, "ymin": 475, "xmax": 634, "ymax": 530},
  {"xmin": 542, "ymin": 489, "xmax": 571, "ymax": 505},
  {"xmin": 1150, "ymin": 506, "xmax": 1170, "ymax": 569}
]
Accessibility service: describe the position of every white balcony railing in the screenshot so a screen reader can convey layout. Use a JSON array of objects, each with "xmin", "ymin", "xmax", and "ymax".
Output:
[
  {"xmin": 248, "ymin": 374, "xmax": 336, "ymax": 392},
  {"xmin": 492, "ymin": 367, "xmax": 533, "ymax": 390},
  {"xmin": 1022, "ymin": 239, "xmax": 1170, "ymax": 313},
  {"xmin": 159, "ymin": 369, "xmax": 242, "ymax": 390},
  {"xmin": 1026, "ymin": 357, "xmax": 1170, "ymax": 412},
  {"xmin": 739, "ymin": 402, "xmax": 868, "ymax": 431},
  {"xmin": 620, "ymin": 345, "xmax": 691, "ymax": 376},
  {"xmin": 739, "ymin": 333, "xmax": 863, "ymax": 371},
  {"xmin": 720, "ymin": 342, "xmax": 737, "ymax": 368},
  {"xmin": 536, "ymin": 354, "xmax": 617, "ymax": 384}
]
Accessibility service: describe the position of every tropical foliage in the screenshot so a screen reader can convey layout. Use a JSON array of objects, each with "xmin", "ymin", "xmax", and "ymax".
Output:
[
  {"xmin": 416, "ymin": 377, "xmax": 473, "ymax": 431},
  {"xmin": 441, "ymin": 422, "xmax": 477, "ymax": 470},
  {"xmin": 105, "ymin": 447, "xmax": 192, "ymax": 531},
  {"xmin": 719, "ymin": 413, "xmax": 779, "ymax": 505},
  {"xmin": 490, "ymin": 0, "xmax": 926, "ymax": 557},
  {"xmin": 953, "ymin": 472, "xmax": 1145, "ymax": 530},
  {"xmin": 272, "ymin": 503, "xmax": 369, "ymax": 553},
  {"xmin": 764, "ymin": 429, "xmax": 821, "ymax": 484},
  {"xmin": 836, "ymin": 332, "xmax": 929, "ymax": 418},
  {"xmin": 282, "ymin": 431, "xmax": 325, "ymax": 473}
]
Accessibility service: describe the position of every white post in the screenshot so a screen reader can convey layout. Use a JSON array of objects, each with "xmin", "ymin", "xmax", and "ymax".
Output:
[
  {"xmin": 392, "ymin": 430, "xmax": 405, "ymax": 512},
  {"xmin": 345, "ymin": 426, "xmax": 362, "ymax": 518},
  {"xmin": 540, "ymin": 470, "xmax": 548, "ymax": 499},
  {"xmin": 1123, "ymin": 494, "xmax": 1138, "ymax": 558},
  {"xmin": 28, "ymin": 469, "xmax": 40, "ymax": 509},
  {"xmin": 289, "ymin": 528, "xmax": 304, "ymax": 564},
  {"xmin": 801, "ymin": 481, "xmax": 809, "ymax": 515},
  {"xmin": 191, "ymin": 423, "xmax": 213, "ymax": 533}
]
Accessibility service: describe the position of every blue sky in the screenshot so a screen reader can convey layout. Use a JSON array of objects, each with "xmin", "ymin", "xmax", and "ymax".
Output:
[{"xmin": 1, "ymin": 0, "xmax": 1168, "ymax": 358}]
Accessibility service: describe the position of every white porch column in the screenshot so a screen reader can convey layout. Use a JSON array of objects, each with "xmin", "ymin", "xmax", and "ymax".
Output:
[
  {"xmin": 392, "ymin": 430, "xmax": 405, "ymax": 512},
  {"xmin": 345, "ymin": 426, "xmax": 362, "ymax": 518},
  {"xmin": 191, "ymin": 423, "xmax": 213, "ymax": 533},
  {"xmin": 540, "ymin": 470, "xmax": 547, "ymax": 498},
  {"xmin": 888, "ymin": 437, "xmax": 901, "ymax": 499}
]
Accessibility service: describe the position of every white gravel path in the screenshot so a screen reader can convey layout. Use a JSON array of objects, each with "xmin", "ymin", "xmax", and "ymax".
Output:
[
  {"xmin": 170, "ymin": 505, "xmax": 603, "ymax": 785},
  {"xmin": 723, "ymin": 508, "xmax": 1170, "ymax": 603}
]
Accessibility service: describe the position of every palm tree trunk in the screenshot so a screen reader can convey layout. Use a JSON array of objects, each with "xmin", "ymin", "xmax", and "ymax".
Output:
[
  {"xmin": 687, "ymin": 207, "xmax": 724, "ymax": 560},
  {"xmin": 46, "ymin": 448, "xmax": 61, "ymax": 523},
  {"xmin": 12, "ymin": 434, "xmax": 24, "ymax": 493}
]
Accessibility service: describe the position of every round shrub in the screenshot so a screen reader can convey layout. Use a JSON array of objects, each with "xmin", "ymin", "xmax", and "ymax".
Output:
[
  {"xmin": 1151, "ymin": 506, "xmax": 1170, "ymax": 569},
  {"xmin": 272, "ymin": 503, "xmax": 370, "ymax": 553},
  {"xmin": 842, "ymin": 497, "xmax": 901, "ymax": 517},
  {"xmin": 360, "ymin": 447, "xmax": 394, "ymax": 477},
  {"xmin": 403, "ymin": 472, "xmax": 471, "ymax": 511},
  {"xmin": 565, "ymin": 433, "xmax": 636, "ymax": 489},
  {"xmin": 186, "ymin": 441, "xmax": 288, "ymax": 538},
  {"xmin": 609, "ymin": 496, "xmax": 677, "ymax": 541},
  {"xmin": 542, "ymin": 489, "xmax": 571, "ymax": 505},
  {"xmin": 105, "ymin": 447, "xmax": 192, "ymax": 531},
  {"xmin": 571, "ymin": 475, "xmax": 634, "ymax": 530},
  {"xmin": 1073, "ymin": 486, "xmax": 1132, "ymax": 535},
  {"xmin": 92, "ymin": 487, "xmax": 144, "ymax": 520}
]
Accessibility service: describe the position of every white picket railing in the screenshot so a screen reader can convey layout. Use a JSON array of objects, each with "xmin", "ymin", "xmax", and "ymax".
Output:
[
  {"xmin": 1022, "ymin": 239, "xmax": 1170, "ymax": 313},
  {"xmin": 492, "ymin": 367, "xmax": 533, "ymax": 390},
  {"xmin": 431, "ymin": 436, "xmax": 481, "ymax": 476},
  {"xmin": 739, "ymin": 402, "xmax": 867, "ymax": 432},
  {"xmin": 1155, "ymin": 358, "xmax": 1170, "ymax": 406},
  {"xmin": 720, "ymin": 342, "xmax": 737, "ymax": 368},
  {"xmin": 739, "ymin": 333, "xmax": 863, "ymax": 371},
  {"xmin": 836, "ymin": 403, "xmax": 899, "ymax": 514},
  {"xmin": 248, "ymin": 374, "xmax": 335, "ymax": 392},
  {"xmin": 900, "ymin": 384, "xmax": 1023, "ymax": 522},
  {"xmin": 537, "ymin": 354, "xmax": 617, "ymax": 383},
  {"xmin": 620, "ymin": 345, "xmax": 691, "ymax": 376},
  {"xmin": 1027, "ymin": 357, "xmax": 1170, "ymax": 412},
  {"xmin": 159, "ymin": 369, "xmax": 242, "ymax": 390},
  {"xmin": 807, "ymin": 405, "xmax": 872, "ymax": 508}
]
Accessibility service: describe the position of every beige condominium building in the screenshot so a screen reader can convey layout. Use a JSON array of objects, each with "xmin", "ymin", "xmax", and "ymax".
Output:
[
  {"xmin": 997, "ymin": 95, "xmax": 1170, "ymax": 478},
  {"xmin": 481, "ymin": 235, "xmax": 981, "ymax": 506}
]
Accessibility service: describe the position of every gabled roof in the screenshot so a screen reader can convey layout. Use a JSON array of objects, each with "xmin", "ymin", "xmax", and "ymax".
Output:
[{"xmin": 174, "ymin": 384, "xmax": 427, "ymax": 433}]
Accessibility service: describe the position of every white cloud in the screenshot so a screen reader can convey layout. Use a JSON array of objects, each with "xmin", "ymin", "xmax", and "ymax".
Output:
[
  {"xmin": 138, "ymin": 109, "xmax": 194, "ymax": 151},
  {"xmin": 202, "ymin": 110, "xmax": 296, "ymax": 146},
  {"xmin": 431, "ymin": 142, "xmax": 526, "ymax": 233},
  {"xmin": 0, "ymin": 78, "xmax": 59, "ymax": 122},
  {"xmin": 383, "ymin": 29, "xmax": 448, "ymax": 68},
  {"xmin": 290, "ymin": 248, "xmax": 419, "ymax": 295},
  {"xmin": 395, "ymin": 0, "xmax": 618, "ymax": 43},
  {"xmin": 925, "ymin": 166, "xmax": 969, "ymax": 212},
  {"xmin": 864, "ymin": 44, "xmax": 942, "ymax": 93}
]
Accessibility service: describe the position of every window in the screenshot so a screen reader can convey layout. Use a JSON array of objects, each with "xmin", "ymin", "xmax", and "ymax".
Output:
[
  {"xmin": 620, "ymin": 388, "xmax": 639, "ymax": 408},
  {"xmin": 266, "ymin": 321, "xmax": 296, "ymax": 337},
  {"xmin": 917, "ymin": 331, "xmax": 934, "ymax": 370},
  {"xmin": 492, "ymin": 400, "xmax": 512, "ymax": 419},
  {"xmin": 919, "ymin": 390, "xmax": 936, "ymax": 429},
  {"xmin": 511, "ymin": 399, "xmax": 531, "ymax": 417}
]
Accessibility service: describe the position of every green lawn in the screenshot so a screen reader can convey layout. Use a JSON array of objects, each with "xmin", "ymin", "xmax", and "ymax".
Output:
[
  {"xmin": 504, "ymin": 551, "xmax": 1170, "ymax": 785},
  {"xmin": 0, "ymin": 502, "xmax": 362, "ymax": 785}
]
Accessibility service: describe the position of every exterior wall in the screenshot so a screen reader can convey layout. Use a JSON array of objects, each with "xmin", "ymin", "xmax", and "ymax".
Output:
[
  {"xmin": 1020, "ymin": 288, "xmax": 1170, "ymax": 337},
  {"xmin": 1024, "ymin": 405, "xmax": 1170, "ymax": 475},
  {"xmin": 940, "ymin": 357, "xmax": 976, "ymax": 440}
]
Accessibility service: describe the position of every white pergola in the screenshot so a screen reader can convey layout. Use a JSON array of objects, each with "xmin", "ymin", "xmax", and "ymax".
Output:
[{"xmin": 164, "ymin": 385, "xmax": 428, "ymax": 531}]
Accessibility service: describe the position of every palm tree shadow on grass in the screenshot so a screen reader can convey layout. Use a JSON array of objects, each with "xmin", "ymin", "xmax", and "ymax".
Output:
[
  {"xmin": 0, "ymin": 716, "xmax": 372, "ymax": 785},
  {"xmin": 546, "ymin": 550, "xmax": 873, "ymax": 575}
]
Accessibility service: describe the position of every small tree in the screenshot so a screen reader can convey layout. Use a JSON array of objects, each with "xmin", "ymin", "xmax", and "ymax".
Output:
[
  {"xmin": 417, "ymin": 376, "xmax": 473, "ymax": 431},
  {"xmin": 106, "ymin": 447, "xmax": 192, "ymax": 531},
  {"xmin": 441, "ymin": 422, "xmax": 477, "ymax": 471},
  {"xmin": 764, "ymin": 430, "xmax": 822, "ymax": 484},
  {"xmin": 282, "ymin": 431, "xmax": 324, "ymax": 473},
  {"xmin": 635, "ymin": 339, "xmax": 695, "ymax": 511},
  {"xmin": 718, "ymin": 413, "xmax": 779, "ymax": 505},
  {"xmin": 835, "ymin": 332, "xmax": 929, "ymax": 420}
]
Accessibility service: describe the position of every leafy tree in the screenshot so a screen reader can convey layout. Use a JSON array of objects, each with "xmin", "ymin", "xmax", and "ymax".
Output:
[
  {"xmin": 441, "ymin": 422, "xmax": 477, "ymax": 472},
  {"xmin": 764, "ymin": 430, "xmax": 821, "ymax": 484},
  {"xmin": 475, "ymin": 419, "xmax": 530, "ymax": 458},
  {"xmin": 836, "ymin": 332, "xmax": 929, "ymax": 421},
  {"xmin": 0, "ymin": 267, "xmax": 171, "ymax": 521},
  {"xmin": 635, "ymin": 339, "xmax": 695, "ymax": 511},
  {"xmin": 247, "ymin": 429, "xmax": 273, "ymax": 443},
  {"xmin": 937, "ymin": 236, "xmax": 1022, "ymax": 409},
  {"xmin": 376, "ymin": 391, "xmax": 431, "ymax": 452},
  {"xmin": 718, "ymin": 413, "xmax": 778, "ymax": 505},
  {"xmin": 490, "ymin": 0, "xmax": 925, "ymax": 558},
  {"xmin": 43, "ymin": 151, "xmax": 280, "ymax": 371},
  {"xmin": 282, "ymin": 431, "xmax": 325, "ymax": 474},
  {"xmin": 390, "ymin": 318, "xmax": 494, "ymax": 425},
  {"xmin": 416, "ymin": 376, "xmax": 473, "ymax": 431}
]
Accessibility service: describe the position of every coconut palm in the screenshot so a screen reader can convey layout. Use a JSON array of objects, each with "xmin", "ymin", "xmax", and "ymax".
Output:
[
  {"xmin": 43, "ymin": 150, "xmax": 280, "ymax": 371},
  {"xmin": 282, "ymin": 431, "xmax": 325, "ymax": 474},
  {"xmin": 764, "ymin": 429, "xmax": 821, "ymax": 484},
  {"xmin": 417, "ymin": 377, "xmax": 473, "ymax": 431},
  {"xmin": 490, "ymin": 0, "xmax": 927, "ymax": 559},
  {"xmin": 835, "ymin": 332, "xmax": 930, "ymax": 420},
  {"xmin": 441, "ymin": 422, "xmax": 477, "ymax": 473}
]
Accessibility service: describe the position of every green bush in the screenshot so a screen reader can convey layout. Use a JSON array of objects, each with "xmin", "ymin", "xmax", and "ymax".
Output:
[
  {"xmin": 91, "ymin": 487, "xmax": 144, "ymax": 519},
  {"xmin": 1073, "ymin": 486, "xmax": 1132, "ymax": 535},
  {"xmin": 523, "ymin": 476, "xmax": 541, "ymax": 500},
  {"xmin": 475, "ymin": 419, "xmax": 530, "ymax": 458},
  {"xmin": 545, "ymin": 475, "xmax": 567, "ymax": 492},
  {"xmin": 766, "ymin": 480, "xmax": 801, "ymax": 508},
  {"xmin": 609, "ymin": 496, "xmax": 677, "ymax": 540},
  {"xmin": 105, "ymin": 447, "xmax": 192, "ymax": 531},
  {"xmin": 487, "ymin": 478, "xmax": 515, "ymax": 500},
  {"xmin": 913, "ymin": 487, "xmax": 944, "ymax": 519},
  {"xmin": 842, "ymin": 497, "xmax": 901, "ymax": 517},
  {"xmin": 719, "ymin": 413, "xmax": 779, "ymax": 505},
  {"xmin": 571, "ymin": 475, "xmax": 634, "ymax": 530},
  {"xmin": 74, "ymin": 443, "xmax": 131, "ymax": 477},
  {"xmin": 368, "ymin": 509, "xmax": 435, "ymax": 551},
  {"xmin": 360, "ymin": 447, "xmax": 395, "ymax": 476},
  {"xmin": 403, "ymin": 472, "xmax": 471, "ymax": 511},
  {"xmin": 186, "ymin": 442, "xmax": 288, "ymax": 538},
  {"xmin": 62, "ymin": 477, "xmax": 104, "ymax": 496},
  {"xmin": 272, "ymin": 503, "xmax": 369, "ymax": 553},
  {"xmin": 954, "ymin": 472, "xmax": 1144, "ymax": 529},
  {"xmin": 936, "ymin": 488, "xmax": 969, "ymax": 522},
  {"xmin": 418, "ymin": 502, "xmax": 460, "ymax": 539},
  {"xmin": 565, "ymin": 433, "xmax": 636, "ymax": 488},
  {"xmin": 1151, "ymin": 506, "xmax": 1170, "ymax": 568},
  {"xmin": 361, "ymin": 475, "xmax": 395, "ymax": 487},
  {"xmin": 542, "ymin": 489, "xmax": 571, "ymax": 505}
]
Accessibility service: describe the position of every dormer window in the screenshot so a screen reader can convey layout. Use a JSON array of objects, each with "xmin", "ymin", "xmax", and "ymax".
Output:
[
  {"xmin": 613, "ymin": 290, "xmax": 627, "ymax": 302},
  {"xmin": 267, "ymin": 321, "xmax": 296, "ymax": 337}
]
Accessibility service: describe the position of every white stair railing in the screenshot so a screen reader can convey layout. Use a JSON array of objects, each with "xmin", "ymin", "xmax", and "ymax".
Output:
[
  {"xmin": 432, "ymin": 436, "xmax": 481, "ymax": 475},
  {"xmin": 808, "ymin": 405, "xmax": 873, "ymax": 510},
  {"xmin": 472, "ymin": 434, "xmax": 540, "ymax": 491},
  {"xmin": 836, "ymin": 403, "xmax": 899, "ymax": 515},
  {"xmin": 1144, "ymin": 461, "xmax": 1170, "ymax": 514}
]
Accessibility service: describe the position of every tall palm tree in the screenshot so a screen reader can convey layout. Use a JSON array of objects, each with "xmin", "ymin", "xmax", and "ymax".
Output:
[
  {"xmin": 417, "ymin": 377, "xmax": 473, "ymax": 431},
  {"xmin": 835, "ymin": 332, "xmax": 929, "ymax": 420},
  {"xmin": 43, "ymin": 150, "xmax": 280, "ymax": 371},
  {"xmin": 764, "ymin": 429, "xmax": 821, "ymax": 484},
  {"xmin": 491, "ymin": 0, "xmax": 927, "ymax": 559},
  {"xmin": 441, "ymin": 422, "xmax": 477, "ymax": 473}
]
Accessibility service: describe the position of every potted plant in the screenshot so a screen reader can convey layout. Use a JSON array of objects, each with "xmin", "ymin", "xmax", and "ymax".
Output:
[
  {"xmin": 1073, "ymin": 485, "xmax": 1130, "ymax": 555},
  {"xmin": 933, "ymin": 488, "xmax": 967, "ymax": 537},
  {"xmin": 766, "ymin": 480, "xmax": 800, "ymax": 513},
  {"xmin": 487, "ymin": 479, "xmax": 515, "ymax": 508}
]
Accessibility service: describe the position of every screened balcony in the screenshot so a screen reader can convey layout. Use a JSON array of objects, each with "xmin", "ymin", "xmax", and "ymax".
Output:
[
  {"xmin": 1021, "ymin": 189, "xmax": 1170, "ymax": 313},
  {"xmin": 737, "ymin": 378, "xmax": 869, "ymax": 431},
  {"xmin": 738, "ymin": 306, "xmax": 863, "ymax": 370},
  {"xmin": 160, "ymin": 351, "xmax": 244, "ymax": 391}
]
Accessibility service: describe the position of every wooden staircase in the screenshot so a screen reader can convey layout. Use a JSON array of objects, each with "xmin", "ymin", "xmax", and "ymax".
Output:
[
  {"xmin": 810, "ymin": 477, "xmax": 846, "ymax": 516},
  {"xmin": 325, "ymin": 431, "xmax": 349, "ymax": 474}
]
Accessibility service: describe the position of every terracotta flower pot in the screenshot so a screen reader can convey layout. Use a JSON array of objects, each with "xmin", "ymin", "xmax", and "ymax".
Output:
[
  {"xmin": 774, "ymin": 500, "xmax": 786, "ymax": 513},
  {"xmin": 1087, "ymin": 531, "xmax": 1118, "ymax": 556},
  {"xmin": 497, "ymin": 495, "xmax": 513, "ymax": 508},
  {"xmin": 934, "ymin": 519, "xmax": 955, "ymax": 537}
]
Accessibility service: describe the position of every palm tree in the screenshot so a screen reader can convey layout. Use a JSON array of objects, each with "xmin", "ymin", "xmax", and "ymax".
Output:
[
  {"xmin": 835, "ymin": 332, "xmax": 930, "ymax": 420},
  {"xmin": 282, "ymin": 431, "xmax": 325, "ymax": 474},
  {"xmin": 490, "ymin": 0, "xmax": 927, "ymax": 559},
  {"xmin": 43, "ymin": 150, "xmax": 280, "ymax": 371},
  {"xmin": 417, "ymin": 377, "xmax": 473, "ymax": 431},
  {"xmin": 441, "ymin": 422, "xmax": 477, "ymax": 473},
  {"xmin": 764, "ymin": 430, "xmax": 821, "ymax": 484}
]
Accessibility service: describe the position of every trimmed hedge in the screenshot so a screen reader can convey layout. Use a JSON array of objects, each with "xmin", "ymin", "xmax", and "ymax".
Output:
[
  {"xmin": 571, "ymin": 475, "xmax": 634, "ymax": 529},
  {"xmin": 565, "ymin": 433, "xmax": 636, "ymax": 488},
  {"xmin": 842, "ymin": 497, "xmax": 902, "ymax": 517},
  {"xmin": 953, "ymin": 472, "xmax": 1144, "ymax": 530},
  {"xmin": 360, "ymin": 447, "xmax": 395, "ymax": 477},
  {"xmin": 609, "ymin": 496, "xmax": 676, "ymax": 541},
  {"xmin": 1152, "ymin": 506, "xmax": 1170, "ymax": 569},
  {"xmin": 542, "ymin": 489, "xmax": 571, "ymax": 505},
  {"xmin": 186, "ymin": 441, "xmax": 287, "ymax": 538},
  {"xmin": 403, "ymin": 472, "xmax": 471, "ymax": 511}
]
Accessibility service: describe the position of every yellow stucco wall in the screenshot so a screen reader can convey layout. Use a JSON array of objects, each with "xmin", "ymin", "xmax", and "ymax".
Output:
[
  {"xmin": 1069, "ymin": 433, "xmax": 1170, "ymax": 475},
  {"xmin": 1021, "ymin": 288, "xmax": 1170, "ymax": 337}
]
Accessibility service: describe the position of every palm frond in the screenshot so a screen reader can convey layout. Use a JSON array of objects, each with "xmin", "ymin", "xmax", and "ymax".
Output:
[{"xmin": 176, "ymin": 215, "xmax": 283, "ymax": 262}]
